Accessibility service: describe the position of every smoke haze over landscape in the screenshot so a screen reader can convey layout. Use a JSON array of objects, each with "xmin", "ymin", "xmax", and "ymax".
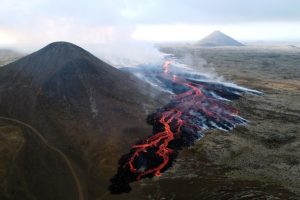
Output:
[
  {"xmin": 1, "ymin": 0, "xmax": 300, "ymax": 65},
  {"xmin": 1, "ymin": 1, "xmax": 300, "ymax": 199}
]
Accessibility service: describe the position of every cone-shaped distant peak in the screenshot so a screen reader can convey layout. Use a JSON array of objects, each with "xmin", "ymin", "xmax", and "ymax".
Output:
[{"xmin": 197, "ymin": 30, "xmax": 244, "ymax": 47}]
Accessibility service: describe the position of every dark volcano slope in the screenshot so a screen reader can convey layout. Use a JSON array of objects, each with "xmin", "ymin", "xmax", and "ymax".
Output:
[
  {"xmin": 0, "ymin": 42, "xmax": 165, "ymax": 200},
  {"xmin": 0, "ymin": 118, "xmax": 79, "ymax": 200}
]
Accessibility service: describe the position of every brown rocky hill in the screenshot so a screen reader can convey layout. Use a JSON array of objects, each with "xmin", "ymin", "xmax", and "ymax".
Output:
[{"xmin": 0, "ymin": 42, "xmax": 165, "ymax": 200}]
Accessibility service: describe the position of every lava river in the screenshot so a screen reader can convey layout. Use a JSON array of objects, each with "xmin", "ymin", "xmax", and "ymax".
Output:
[{"xmin": 109, "ymin": 61, "xmax": 261, "ymax": 194}]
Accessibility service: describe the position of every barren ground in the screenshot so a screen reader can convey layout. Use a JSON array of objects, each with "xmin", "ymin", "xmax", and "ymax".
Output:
[
  {"xmin": 1, "ymin": 46, "xmax": 299, "ymax": 199},
  {"xmin": 150, "ymin": 45, "xmax": 300, "ymax": 199}
]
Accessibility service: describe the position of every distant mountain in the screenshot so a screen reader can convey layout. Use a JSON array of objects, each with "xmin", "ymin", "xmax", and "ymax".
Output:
[
  {"xmin": 0, "ymin": 42, "xmax": 165, "ymax": 200},
  {"xmin": 197, "ymin": 30, "xmax": 244, "ymax": 47}
]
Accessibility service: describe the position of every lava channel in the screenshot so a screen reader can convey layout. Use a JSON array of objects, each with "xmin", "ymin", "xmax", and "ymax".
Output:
[{"xmin": 109, "ymin": 61, "xmax": 260, "ymax": 194}]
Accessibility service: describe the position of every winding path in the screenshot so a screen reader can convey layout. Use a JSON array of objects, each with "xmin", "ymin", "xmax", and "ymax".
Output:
[{"xmin": 0, "ymin": 116, "xmax": 84, "ymax": 200}]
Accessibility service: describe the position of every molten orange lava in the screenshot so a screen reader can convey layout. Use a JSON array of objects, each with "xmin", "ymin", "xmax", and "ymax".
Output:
[
  {"xmin": 163, "ymin": 60, "xmax": 172, "ymax": 74},
  {"xmin": 109, "ymin": 58, "xmax": 257, "ymax": 194},
  {"xmin": 127, "ymin": 61, "xmax": 206, "ymax": 179}
]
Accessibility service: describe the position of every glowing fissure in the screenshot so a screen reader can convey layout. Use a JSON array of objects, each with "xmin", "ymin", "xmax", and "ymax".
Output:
[{"xmin": 109, "ymin": 61, "xmax": 261, "ymax": 194}]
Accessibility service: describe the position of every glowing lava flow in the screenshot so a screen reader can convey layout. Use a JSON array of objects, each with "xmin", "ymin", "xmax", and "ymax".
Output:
[
  {"xmin": 109, "ymin": 61, "xmax": 260, "ymax": 194},
  {"xmin": 163, "ymin": 60, "xmax": 172, "ymax": 74},
  {"xmin": 129, "ymin": 108, "xmax": 182, "ymax": 179},
  {"xmin": 126, "ymin": 63, "xmax": 206, "ymax": 180}
]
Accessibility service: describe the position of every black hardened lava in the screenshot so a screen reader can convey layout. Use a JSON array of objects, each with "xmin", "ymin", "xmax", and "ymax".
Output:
[{"xmin": 109, "ymin": 62, "xmax": 261, "ymax": 194}]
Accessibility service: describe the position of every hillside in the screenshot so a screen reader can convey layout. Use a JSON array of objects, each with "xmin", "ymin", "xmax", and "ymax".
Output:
[{"xmin": 0, "ymin": 42, "xmax": 165, "ymax": 199}]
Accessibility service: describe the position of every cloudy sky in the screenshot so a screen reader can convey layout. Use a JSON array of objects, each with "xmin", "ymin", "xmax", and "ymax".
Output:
[{"xmin": 1, "ymin": 0, "xmax": 300, "ymax": 48}]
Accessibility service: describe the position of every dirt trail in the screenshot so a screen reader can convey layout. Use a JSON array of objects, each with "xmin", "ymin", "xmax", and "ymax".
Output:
[{"xmin": 0, "ymin": 116, "xmax": 84, "ymax": 200}]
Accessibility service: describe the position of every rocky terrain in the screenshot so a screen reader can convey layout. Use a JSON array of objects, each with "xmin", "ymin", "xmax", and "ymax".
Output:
[
  {"xmin": 96, "ymin": 45, "xmax": 300, "ymax": 200},
  {"xmin": 193, "ymin": 46, "xmax": 300, "ymax": 196},
  {"xmin": 145, "ymin": 45, "xmax": 299, "ymax": 199},
  {"xmin": 0, "ymin": 42, "xmax": 299, "ymax": 200}
]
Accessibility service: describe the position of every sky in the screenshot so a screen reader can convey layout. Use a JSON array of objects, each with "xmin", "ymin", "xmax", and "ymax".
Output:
[{"xmin": 1, "ymin": 0, "xmax": 300, "ymax": 49}]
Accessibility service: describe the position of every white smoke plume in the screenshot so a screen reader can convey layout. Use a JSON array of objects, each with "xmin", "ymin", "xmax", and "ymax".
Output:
[{"xmin": 6, "ymin": 23, "xmax": 165, "ymax": 68}]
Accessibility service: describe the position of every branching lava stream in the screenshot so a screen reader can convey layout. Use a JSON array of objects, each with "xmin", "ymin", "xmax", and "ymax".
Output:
[{"xmin": 109, "ymin": 61, "xmax": 261, "ymax": 194}]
